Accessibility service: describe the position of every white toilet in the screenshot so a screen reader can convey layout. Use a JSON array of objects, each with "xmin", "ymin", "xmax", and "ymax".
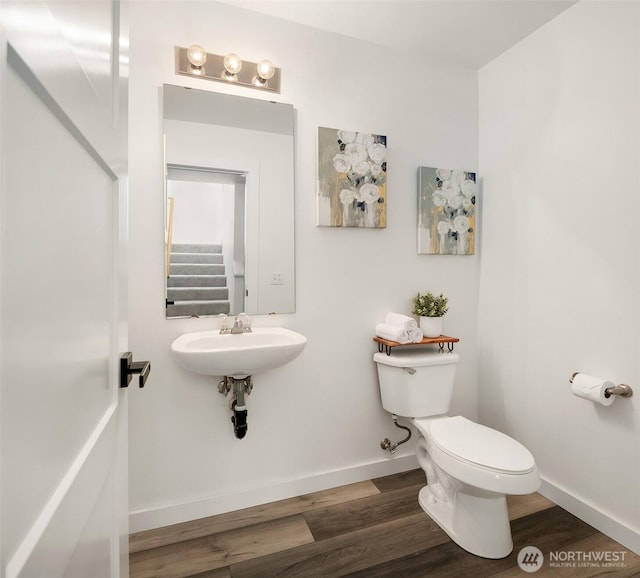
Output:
[{"xmin": 374, "ymin": 350, "xmax": 540, "ymax": 559}]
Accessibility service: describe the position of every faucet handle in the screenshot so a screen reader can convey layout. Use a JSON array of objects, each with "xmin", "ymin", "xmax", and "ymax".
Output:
[
  {"xmin": 238, "ymin": 312, "xmax": 251, "ymax": 331},
  {"xmin": 218, "ymin": 313, "xmax": 229, "ymax": 332}
]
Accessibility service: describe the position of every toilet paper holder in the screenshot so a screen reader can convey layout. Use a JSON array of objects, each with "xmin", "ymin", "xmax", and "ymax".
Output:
[{"xmin": 569, "ymin": 372, "xmax": 634, "ymax": 399}]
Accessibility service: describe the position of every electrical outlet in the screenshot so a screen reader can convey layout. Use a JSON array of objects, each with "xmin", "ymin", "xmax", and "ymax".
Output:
[{"xmin": 270, "ymin": 272, "xmax": 284, "ymax": 285}]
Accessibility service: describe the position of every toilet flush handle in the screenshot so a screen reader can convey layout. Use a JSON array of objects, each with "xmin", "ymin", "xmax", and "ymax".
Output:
[{"xmin": 402, "ymin": 367, "xmax": 416, "ymax": 375}]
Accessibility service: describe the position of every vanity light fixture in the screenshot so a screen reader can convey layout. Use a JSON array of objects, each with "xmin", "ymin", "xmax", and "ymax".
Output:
[
  {"xmin": 186, "ymin": 44, "xmax": 207, "ymax": 75},
  {"xmin": 186, "ymin": 44, "xmax": 207, "ymax": 68},
  {"xmin": 253, "ymin": 59, "xmax": 275, "ymax": 87},
  {"xmin": 176, "ymin": 45, "xmax": 281, "ymax": 93},
  {"xmin": 222, "ymin": 52, "xmax": 243, "ymax": 81}
]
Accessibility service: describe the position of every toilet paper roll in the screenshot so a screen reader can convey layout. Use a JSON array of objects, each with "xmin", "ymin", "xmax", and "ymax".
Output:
[{"xmin": 571, "ymin": 373, "xmax": 616, "ymax": 406}]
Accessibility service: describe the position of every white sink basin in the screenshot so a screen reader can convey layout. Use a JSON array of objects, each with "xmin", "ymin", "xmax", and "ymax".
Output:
[{"xmin": 171, "ymin": 327, "xmax": 307, "ymax": 376}]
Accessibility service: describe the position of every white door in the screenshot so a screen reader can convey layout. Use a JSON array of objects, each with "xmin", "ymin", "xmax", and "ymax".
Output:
[{"xmin": 0, "ymin": 1, "xmax": 131, "ymax": 577}]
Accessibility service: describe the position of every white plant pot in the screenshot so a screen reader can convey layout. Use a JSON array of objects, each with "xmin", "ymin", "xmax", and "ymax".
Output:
[{"xmin": 419, "ymin": 316, "xmax": 443, "ymax": 338}]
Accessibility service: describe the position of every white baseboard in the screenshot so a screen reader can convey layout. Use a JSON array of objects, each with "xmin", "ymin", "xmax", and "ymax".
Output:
[
  {"xmin": 129, "ymin": 454, "xmax": 419, "ymax": 533},
  {"xmin": 540, "ymin": 476, "xmax": 640, "ymax": 555}
]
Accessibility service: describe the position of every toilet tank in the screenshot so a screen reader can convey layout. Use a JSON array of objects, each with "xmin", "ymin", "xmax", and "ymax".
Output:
[{"xmin": 373, "ymin": 351, "xmax": 460, "ymax": 418}]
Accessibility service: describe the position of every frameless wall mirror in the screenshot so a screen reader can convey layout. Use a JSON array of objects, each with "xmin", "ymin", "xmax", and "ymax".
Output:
[{"xmin": 162, "ymin": 84, "xmax": 295, "ymax": 318}]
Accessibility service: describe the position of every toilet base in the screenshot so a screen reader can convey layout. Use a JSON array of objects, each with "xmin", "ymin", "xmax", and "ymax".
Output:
[{"xmin": 418, "ymin": 484, "xmax": 513, "ymax": 559}]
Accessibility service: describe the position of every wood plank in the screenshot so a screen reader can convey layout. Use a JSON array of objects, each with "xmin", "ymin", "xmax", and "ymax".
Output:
[
  {"xmin": 230, "ymin": 513, "xmax": 449, "ymax": 578},
  {"xmin": 129, "ymin": 515, "xmax": 314, "ymax": 578},
  {"xmin": 346, "ymin": 537, "xmax": 511, "ymax": 578},
  {"xmin": 509, "ymin": 506, "xmax": 597, "ymax": 552},
  {"xmin": 130, "ymin": 480, "xmax": 378, "ymax": 553},
  {"xmin": 129, "ymin": 472, "xmax": 634, "ymax": 578},
  {"xmin": 371, "ymin": 468, "xmax": 426, "ymax": 493},
  {"xmin": 373, "ymin": 335, "xmax": 459, "ymax": 348},
  {"xmin": 303, "ymin": 484, "xmax": 423, "ymax": 541},
  {"xmin": 184, "ymin": 569, "xmax": 231, "ymax": 578},
  {"xmin": 374, "ymin": 335, "xmax": 460, "ymax": 356},
  {"xmin": 489, "ymin": 531, "xmax": 640, "ymax": 578},
  {"xmin": 507, "ymin": 492, "xmax": 555, "ymax": 521},
  {"xmin": 345, "ymin": 506, "xmax": 598, "ymax": 577}
]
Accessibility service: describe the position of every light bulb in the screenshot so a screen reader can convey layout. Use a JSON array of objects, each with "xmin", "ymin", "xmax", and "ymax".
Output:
[
  {"xmin": 186, "ymin": 44, "xmax": 207, "ymax": 68},
  {"xmin": 256, "ymin": 59, "xmax": 275, "ymax": 81},
  {"xmin": 223, "ymin": 53, "xmax": 243, "ymax": 75}
]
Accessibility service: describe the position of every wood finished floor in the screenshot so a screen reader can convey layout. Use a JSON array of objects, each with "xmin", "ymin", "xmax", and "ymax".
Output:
[{"xmin": 129, "ymin": 469, "xmax": 640, "ymax": 578}]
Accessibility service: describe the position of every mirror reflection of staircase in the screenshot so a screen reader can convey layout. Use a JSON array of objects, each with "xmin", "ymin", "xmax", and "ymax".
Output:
[{"xmin": 166, "ymin": 243, "xmax": 231, "ymax": 317}]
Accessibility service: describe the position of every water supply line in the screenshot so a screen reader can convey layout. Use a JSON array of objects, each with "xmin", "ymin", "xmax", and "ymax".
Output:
[{"xmin": 380, "ymin": 414, "xmax": 412, "ymax": 455}]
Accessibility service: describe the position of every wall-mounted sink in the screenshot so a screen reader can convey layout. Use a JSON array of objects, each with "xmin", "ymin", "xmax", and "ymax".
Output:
[{"xmin": 171, "ymin": 327, "xmax": 307, "ymax": 377}]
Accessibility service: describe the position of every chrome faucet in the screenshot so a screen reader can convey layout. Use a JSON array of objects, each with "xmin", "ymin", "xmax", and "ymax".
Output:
[
  {"xmin": 220, "ymin": 313, "xmax": 252, "ymax": 334},
  {"xmin": 230, "ymin": 317, "xmax": 244, "ymax": 334}
]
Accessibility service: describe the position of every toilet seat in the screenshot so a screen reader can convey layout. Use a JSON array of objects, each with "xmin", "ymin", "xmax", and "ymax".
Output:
[
  {"xmin": 414, "ymin": 415, "xmax": 540, "ymax": 495},
  {"xmin": 428, "ymin": 416, "xmax": 535, "ymax": 474}
]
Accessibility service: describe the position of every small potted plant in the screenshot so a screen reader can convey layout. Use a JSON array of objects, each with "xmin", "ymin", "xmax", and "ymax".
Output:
[{"xmin": 412, "ymin": 292, "xmax": 449, "ymax": 337}]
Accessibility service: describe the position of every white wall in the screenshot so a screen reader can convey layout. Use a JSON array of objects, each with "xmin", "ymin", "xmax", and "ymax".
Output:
[
  {"xmin": 479, "ymin": 1, "xmax": 640, "ymax": 553},
  {"xmin": 128, "ymin": 1, "xmax": 479, "ymax": 531},
  {"xmin": 167, "ymin": 180, "xmax": 226, "ymax": 245}
]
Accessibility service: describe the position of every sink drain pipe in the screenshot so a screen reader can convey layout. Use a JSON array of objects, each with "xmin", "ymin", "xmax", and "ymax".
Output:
[
  {"xmin": 380, "ymin": 414, "xmax": 412, "ymax": 455},
  {"xmin": 231, "ymin": 392, "xmax": 248, "ymax": 439},
  {"xmin": 218, "ymin": 376, "xmax": 252, "ymax": 439}
]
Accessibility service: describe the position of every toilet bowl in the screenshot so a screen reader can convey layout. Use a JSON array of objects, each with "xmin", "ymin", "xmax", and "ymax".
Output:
[
  {"xmin": 373, "ymin": 350, "xmax": 540, "ymax": 559},
  {"xmin": 414, "ymin": 415, "xmax": 539, "ymax": 558}
]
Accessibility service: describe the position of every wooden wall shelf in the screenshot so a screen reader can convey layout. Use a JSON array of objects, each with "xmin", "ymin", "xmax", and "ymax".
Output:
[{"xmin": 374, "ymin": 335, "xmax": 460, "ymax": 355}]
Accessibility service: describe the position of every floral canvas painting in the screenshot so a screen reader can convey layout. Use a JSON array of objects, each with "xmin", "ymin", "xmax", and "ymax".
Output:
[
  {"xmin": 417, "ymin": 166, "xmax": 477, "ymax": 255},
  {"xmin": 317, "ymin": 127, "xmax": 387, "ymax": 228}
]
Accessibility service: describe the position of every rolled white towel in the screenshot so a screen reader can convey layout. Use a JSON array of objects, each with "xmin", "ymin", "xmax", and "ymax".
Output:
[
  {"xmin": 409, "ymin": 328, "xmax": 424, "ymax": 343},
  {"xmin": 385, "ymin": 312, "xmax": 418, "ymax": 331},
  {"xmin": 375, "ymin": 323, "xmax": 410, "ymax": 344}
]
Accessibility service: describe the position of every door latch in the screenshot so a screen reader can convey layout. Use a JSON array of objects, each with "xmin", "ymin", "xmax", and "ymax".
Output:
[{"xmin": 120, "ymin": 352, "xmax": 151, "ymax": 388}]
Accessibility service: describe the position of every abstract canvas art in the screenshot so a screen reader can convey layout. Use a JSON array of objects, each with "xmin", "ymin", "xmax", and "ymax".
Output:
[
  {"xmin": 417, "ymin": 166, "xmax": 477, "ymax": 255},
  {"xmin": 317, "ymin": 127, "xmax": 387, "ymax": 228}
]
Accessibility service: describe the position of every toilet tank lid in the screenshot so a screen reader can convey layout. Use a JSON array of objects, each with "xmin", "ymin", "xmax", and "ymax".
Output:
[{"xmin": 374, "ymin": 351, "xmax": 460, "ymax": 368}]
